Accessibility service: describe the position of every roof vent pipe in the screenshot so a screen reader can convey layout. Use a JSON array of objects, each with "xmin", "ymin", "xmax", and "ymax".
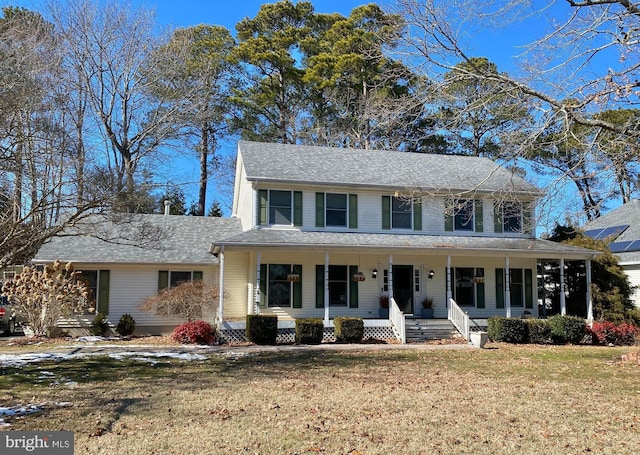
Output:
[{"xmin": 164, "ymin": 200, "xmax": 171, "ymax": 216}]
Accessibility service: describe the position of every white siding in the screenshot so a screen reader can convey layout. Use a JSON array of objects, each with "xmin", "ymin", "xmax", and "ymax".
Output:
[
  {"xmin": 622, "ymin": 264, "xmax": 640, "ymax": 309},
  {"xmin": 233, "ymin": 152, "xmax": 255, "ymax": 231},
  {"xmin": 358, "ymin": 194, "xmax": 382, "ymax": 231}
]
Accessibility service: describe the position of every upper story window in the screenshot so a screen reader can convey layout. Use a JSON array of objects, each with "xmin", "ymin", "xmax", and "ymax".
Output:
[
  {"xmin": 382, "ymin": 195, "xmax": 422, "ymax": 231},
  {"xmin": 316, "ymin": 193, "xmax": 358, "ymax": 229},
  {"xmin": 269, "ymin": 190, "xmax": 292, "ymax": 225},
  {"xmin": 445, "ymin": 199, "xmax": 483, "ymax": 233},
  {"xmin": 326, "ymin": 194, "xmax": 347, "ymax": 227},
  {"xmin": 454, "ymin": 200, "xmax": 474, "ymax": 231},
  {"xmin": 504, "ymin": 202, "xmax": 523, "ymax": 232},
  {"xmin": 494, "ymin": 201, "xmax": 529, "ymax": 234},
  {"xmin": 258, "ymin": 190, "xmax": 303, "ymax": 227}
]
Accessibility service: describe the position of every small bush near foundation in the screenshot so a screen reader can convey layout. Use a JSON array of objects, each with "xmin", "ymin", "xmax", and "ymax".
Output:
[
  {"xmin": 334, "ymin": 317, "xmax": 364, "ymax": 343},
  {"xmin": 588, "ymin": 321, "xmax": 640, "ymax": 346},
  {"xmin": 548, "ymin": 315, "xmax": 586, "ymax": 344},
  {"xmin": 171, "ymin": 320, "xmax": 215, "ymax": 345},
  {"xmin": 526, "ymin": 319, "xmax": 551, "ymax": 344},
  {"xmin": 89, "ymin": 313, "xmax": 110, "ymax": 336},
  {"xmin": 246, "ymin": 314, "xmax": 278, "ymax": 345},
  {"xmin": 295, "ymin": 318, "xmax": 324, "ymax": 344},
  {"xmin": 487, "ymin": 317, "xmax": 527, "ymax": 343},
  {"xmin": 116, "ymin": 313, "xmax": 136, "ymax": 336}
]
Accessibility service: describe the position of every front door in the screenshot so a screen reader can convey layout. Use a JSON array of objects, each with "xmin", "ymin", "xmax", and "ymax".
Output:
[{"xmin": 392, "ymin": 265, "xmax": 413, "ymax": 314}]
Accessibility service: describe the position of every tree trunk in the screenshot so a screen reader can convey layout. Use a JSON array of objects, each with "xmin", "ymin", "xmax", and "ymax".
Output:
[{"xmin": 197, "ymin": 124, "xmax": 209, "ymax": 216}]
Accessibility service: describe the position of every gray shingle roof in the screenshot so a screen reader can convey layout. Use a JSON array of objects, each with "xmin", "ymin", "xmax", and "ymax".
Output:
[
  {"xmin": 238, "ymin": 141, "xmax": 542, "ymax": 195},
  {"xmin": 33, "ymin": 214, "xmax": 243, "ymax": 265},
  {"xmin": 219, "ymin": 229, "xmax": 595, "ymax": 259},
  {"xmin": 584, "ymin": 199, "xmax": 640, "ymax": 263}
]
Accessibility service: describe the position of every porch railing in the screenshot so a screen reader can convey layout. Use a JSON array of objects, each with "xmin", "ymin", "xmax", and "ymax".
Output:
[
  {"xmin": 389, "ymin": 297, "xmax": 406, "ymax": 344},
  {"xmin": 448, "ymin": 298, "xmax": 470, "ymax": 341}
]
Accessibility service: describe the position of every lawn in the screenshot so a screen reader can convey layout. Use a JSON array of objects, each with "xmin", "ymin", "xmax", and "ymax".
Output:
[{"xmin": 1, "ymin": 343, "xmax": 639, "ymax": 454}]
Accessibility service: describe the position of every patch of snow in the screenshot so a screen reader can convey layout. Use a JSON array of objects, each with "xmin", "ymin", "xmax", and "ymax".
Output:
[
  {"xmin": 107, "ymin": 351, "xmax": 206, "ymax": 362},
  {"xmin": 0, "ymin": 350, "xmax": 207, "ymax": 368},
  {"xmin": 0, "ymin": 402, "xmax": 74, "ymax": 427}
]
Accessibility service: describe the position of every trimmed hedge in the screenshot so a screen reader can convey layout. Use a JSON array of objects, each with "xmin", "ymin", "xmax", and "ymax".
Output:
[
  {"xmin": 525, "ymin": 319, "xmax": 551, "ymax": 344},
  {"xmin": 295, "ymin": 318, "xmax": 324, "ymax": 344},
  {"xmin": 246, "ymin": 314, "xmax": 278, "ymax": 345},
  {"xmin": 334, "ymin": 317, "xmax": 364, "ymax": 343},
  {"xmin": 487, "ymin": 317, "xmax": 527, "ymax": 343},
  {"xmin": 548, "ymin": 314, "xmax": 585, "ymax": 344},
  {"xmin": 116, "ymin": 313, "xmax": 136, "ymax": 336},
  {"xmin": 89, "ymin": 313, "xmax": 110, "ymax": 336}
]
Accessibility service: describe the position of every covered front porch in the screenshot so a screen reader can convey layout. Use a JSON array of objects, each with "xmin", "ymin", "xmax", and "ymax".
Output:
[{"xmin": 214, "ymin": 231, "xmax": 597, "ymax": 343}]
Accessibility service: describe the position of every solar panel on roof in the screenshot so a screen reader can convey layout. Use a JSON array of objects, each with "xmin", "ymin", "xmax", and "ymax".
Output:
[
  {"xmin": 610, "ymin": 241, "xmax": 633, "ymax": 253},
  {"xmin": 584, "ymin": 228, "xmax": 604, "ymax": 239},
  {"xmin": 625, "ymin": 240, "xmax": 640, "ymax": 253},
  {"xmin": 598, "ymin": 225, "xmax": 629, "ymax": 239}
]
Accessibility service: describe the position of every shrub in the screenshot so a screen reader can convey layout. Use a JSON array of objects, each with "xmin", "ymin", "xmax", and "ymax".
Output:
[
  {"xmin": 525, "ymin": 319, "xmax": 551, "ymax": 344},
  {"xmin": 334, "ymin": 317, "xmax": 364, "ymax": 343},
  {"xmin": 295, "ymin": 318, "xmax": 324, "ymax": 344},
  {"xmin": 487, "ymin": 317, "xmax": 527, "ymax": 343},
  {"xmin": 1, "ymin": 261, "xmax": 91, "ymax": 337},
  {"xmin": 89, "ymin": 313, "xmax": 110, "ymax": 336},
  {"xmin": 116, "ymin": 313, "xmax": 136, "ymax": 336},
  {"xmin": 589, "ymin": 321, "xmax": 640, "ymax": 346},
  {"xmin": 171, "ymin": 320, "xmax": 215, "ymax": 345},
  {"xmin": 548, "ymin": 315, "xmax": 586, "ymax": 344},
  {"xmin": 246, "ymin": 314, "xmax": 278, "ymax": 345}
]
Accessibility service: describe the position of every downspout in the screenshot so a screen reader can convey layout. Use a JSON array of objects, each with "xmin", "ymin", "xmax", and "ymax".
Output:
[
  {"xmin": 217, "ymin": 246, "xmax": 225, "ymax": 322},
  {"xmin": 324, "ymin": 253, "xmax": 329, "ymax": 322},
  {"xmin": 560, "ymin": 258, "xmax": 566, "ymax": 315}
]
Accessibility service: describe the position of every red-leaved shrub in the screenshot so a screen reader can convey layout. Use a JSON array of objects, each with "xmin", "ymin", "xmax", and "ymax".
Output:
[
  {"xmin": 170, "ymin": 320, "xmax": 216, "ymax": 345},
  {"xmin": 588, "ymin": 321, "xmax": 639, "ymax": 346}
]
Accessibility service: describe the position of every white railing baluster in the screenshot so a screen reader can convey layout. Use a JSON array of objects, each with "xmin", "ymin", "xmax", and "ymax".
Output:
[
  {"xmin": 389, "ymin": 297, "xmax": 406, "ymax": 344},
  {"xmin": 448, "ymin": 298, "xmax": 470, "ymax": 341}
]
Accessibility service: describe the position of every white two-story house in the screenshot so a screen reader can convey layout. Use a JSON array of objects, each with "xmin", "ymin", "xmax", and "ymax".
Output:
[
  {"xmin": 33, "ymin": 141, "xmax": 596, "ymax": 341},
  {"xmin": 213, "ymin": 142, "xmax": 595, "ymax": 340}
]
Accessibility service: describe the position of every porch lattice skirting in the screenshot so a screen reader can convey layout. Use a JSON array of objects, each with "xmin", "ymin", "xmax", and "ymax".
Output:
[{"xmin": 217, "ymin": 325, "xmax": 396, "ymax": 344}]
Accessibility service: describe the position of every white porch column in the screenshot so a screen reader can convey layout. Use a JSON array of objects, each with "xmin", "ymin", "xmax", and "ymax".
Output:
[
  {"xmin": 217, "ymin": 246, "xmax": 225, "ymax": 322},
  {"xmin": 324, "ymin": 253, "xmax": 330, "ymax": 322},
  {"xmin": 505, "ymin": 256, "xmax": 511, "ymax": 318},
  {"xmin": 560, "ymin": 258, "xmax": 566, "ymax": 315},
  {"xmin": 446, "ymin": 256, "xmax": 452, "ymax": 306},
  {"xmin": 388, "ymin": 254, "xmax": 394, "ymax": 302},
  {"xmin": 253, "ymin": 251, "xmax": 261, "ymax": 315},
  {"xmin": 586, "ymin": 258, "xmax": 593, "ymax": 322}
]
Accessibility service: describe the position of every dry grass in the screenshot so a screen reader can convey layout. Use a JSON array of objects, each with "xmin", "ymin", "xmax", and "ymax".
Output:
[{"xmin": 1, "ymin": 344, "xmax": 639, "ymax": 454}]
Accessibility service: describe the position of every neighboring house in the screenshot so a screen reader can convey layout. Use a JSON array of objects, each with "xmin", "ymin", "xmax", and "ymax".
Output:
[
  {"xmin": 33, "ymin": 141, "xmax": 596, "ymax": 341},
  {"xmin": 33, "ymin": 214, "xmax": 242, "ymax": 334},
  {"xmin": 583, "ymin": 199, "xmax": 640, "ymax": 308}
]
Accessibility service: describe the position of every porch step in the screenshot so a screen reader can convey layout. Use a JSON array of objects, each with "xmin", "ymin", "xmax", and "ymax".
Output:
[{"xmin": 404, "ymin": 318, "xmax": 459, "ymax": 342}]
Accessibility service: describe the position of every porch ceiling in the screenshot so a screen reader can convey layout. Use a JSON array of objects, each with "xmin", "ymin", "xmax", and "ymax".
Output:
[{"xmin": 218, "ymin": 229, "xmax": 596, "ymax": 259}]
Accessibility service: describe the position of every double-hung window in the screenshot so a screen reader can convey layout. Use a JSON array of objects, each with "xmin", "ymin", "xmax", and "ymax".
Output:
[
  {"xmin": 453, "ymin": 267, "xmax": 485, "ymax": 308},
  {"xmin": 258, "ymin": 190, "xmax": 303, "ymax": 226},
  {"xmin": 326, "ymin": 194, "xmax": 347, "ymax": 227},
  {"xmin": 316, "ymin": 193, "xmax": 358, "ymax": 229},
  {"xmin": 258, "ymin": 264, "xmax": 302, "ymax": 308},
  {"xmin": 446, "ymin": 199, "xmax": 483, "ymax": 232},
  {"xmin": 454, "ymin": 200, "xmax": 474, "ymax": 231},
  {"xmin": 382, "ymin": 195, "xmax": 422, "ymax": 230},
  {"xmin": 503, "ymin": 201, "xmax": 523, "ymax": 233}
]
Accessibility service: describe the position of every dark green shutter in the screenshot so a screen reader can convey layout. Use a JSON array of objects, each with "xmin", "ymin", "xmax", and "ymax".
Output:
[
  {"xmin": 293, "ymin": 191, "xmax": 303, "ymax": 226},
  {"xmin": 259, "ymin": 265, "xmax": 267, "ymax": 308},
  {"xmin": 525, "ymin": 269, "xmax": 533, "ymax": 309},
  {"xmin": 494, "ymin": 201, "xmax": 503, "ymax": 233},
  {"xmin": 475, "ymin": 200, "xmax": 483, "ymax": 232},
  {"xmin": 445, "ymin": 200, "xmax": 453, "ymax": 231},
  {"xmin": 158, "ymin": 270, "xmax": 169, "ymax": 291},
  {"xmin": 495, "ymin": 268, "xmax": 504, "ymax": 309},
  {"xmin": 316, "ymin": 193, "xmax": 325, "ymax": 227},
  {"xmin": 292, "ymin": 265, "xmax": 302, "ymax": 308},
  {"xmin": 413, "ymin": 197, "xmax": 422, "ymax": 231},
  {"xmin": 316, "ymin": 265, "xmax": 324, "ymax": 308},
  {"xmin": 476, "ymin": 270, "xmax": 485, "ymax": 308},
  {"xmin": 193, "ymin": 271, "xmax": 203, "ymax": 281},
  {"xmin": 98, "ymin": 270, "xmax": 110, "ymax": 315},
  {"xmin": 349, "ymin": 194, "xmax": 358, "ymax": 229},
  {"xmin": 349, "ymin": 265, "xmax": 359, "ymax": 308},
  {"xmin": 523, "ymin": 203, "xmax": 533, "ymax": 236},
  {"xmin": 258, "ymin": 189, "xmax": 268, "ymax": 225},
  {"xmin": 382, "ymin": 196, "xmax": 391, "ymax": 230}
]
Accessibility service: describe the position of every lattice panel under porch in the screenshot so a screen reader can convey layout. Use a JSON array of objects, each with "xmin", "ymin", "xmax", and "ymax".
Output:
[{"xmin": 218, "ymin": 325, "xmax": 397, "ymax": 344}]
